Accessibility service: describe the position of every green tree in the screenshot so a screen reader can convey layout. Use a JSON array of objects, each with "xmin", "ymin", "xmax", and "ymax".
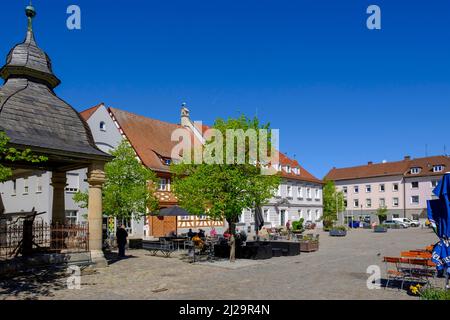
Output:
[
  {"xmin": 171, "ymin": 115, "xmax": 280, "ymax": 261},
  {"xmin": 322, "ymin": 180, "xmax": 345, "ymax": 228},
  {"xmin": 74, "ymin": 140, "xmax": 159, "ymax": 221},
  {"xmin": 0, "ymin": 131, "xmax": 47, "ymax": 182},
  {"xmin": 376, "ymin": 206, "xmax": 388, "ymax": 224}
]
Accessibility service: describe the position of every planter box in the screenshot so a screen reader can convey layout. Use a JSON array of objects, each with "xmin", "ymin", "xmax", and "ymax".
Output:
[
  {"xmin": 329, "ymin": 229, "xmax": 347, "ymax": 237},
  {"xmin": 374, "ymin": 226, "xmax": 387, "ymax": 233},
  {"xmin": 299, "ymin": 240, "xmax": 319, "ymax": 252}
]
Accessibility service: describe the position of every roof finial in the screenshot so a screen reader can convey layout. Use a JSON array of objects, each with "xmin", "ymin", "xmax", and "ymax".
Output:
[{"xmin": 25, "ymin": 1, "xmax": 36, "ymax": 32}]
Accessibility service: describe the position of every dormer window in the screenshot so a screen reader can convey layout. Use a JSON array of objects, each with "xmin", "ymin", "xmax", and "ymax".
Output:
[
  {"xmin": 99, "ymin": 121, "xmax": 106, "ymax": 132},
  {"xmin": 274, "ymin": 164, "xmax": 282, "ymax": 171},
  {"xmin": 286, "ymin": 166, "xmax": 291, "ymax": 173},
  {"xmin": 433, "ymin": 165, "xmax": 444, "ymax": 173},
  {"xmin": 411, "ymin": 167, "xmax": 421, "ymax": 174}
]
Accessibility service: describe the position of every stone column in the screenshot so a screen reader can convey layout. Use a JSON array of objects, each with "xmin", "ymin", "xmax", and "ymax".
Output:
[
  {"xmin": 87, "ymin": 161, "xmax": 107, "ymax": 267},
  {"xmin": 51, "ymin": 171, "xmax": 67, "ymax": 224}
]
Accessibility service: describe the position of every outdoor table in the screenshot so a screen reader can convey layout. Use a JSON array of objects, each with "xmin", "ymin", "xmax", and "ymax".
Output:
[{"xmin": 172, "ymin": 238, "xmax": 187, "ymax": 251}]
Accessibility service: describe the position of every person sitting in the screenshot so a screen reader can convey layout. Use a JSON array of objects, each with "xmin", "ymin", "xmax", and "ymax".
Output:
[
  {"xmin": 187, "ymin": 228, "xmax": 195, "ymax": 239},
  {"xmin": 198, "ymin": 229, "xmax": 206, "ymax": 239},
  {"xmin": 209, "ymin": 227, "xmax": 217, "ymax": 238},
  {"xmin": 192, "ymin": 233, "xmax": 205, "ymax": 251}
]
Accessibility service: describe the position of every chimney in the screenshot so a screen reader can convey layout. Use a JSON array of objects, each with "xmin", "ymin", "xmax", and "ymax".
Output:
[
  {"xmin": 368, "ymin": 161, "xmax": 373, "ymax": 165},
  {"xmin": 180, "ymin": 102, "xmax": 190, "ymax": 127},
  {"xmin": 404, "ymin": 155, "xmax": 411, "ymax": 160}
]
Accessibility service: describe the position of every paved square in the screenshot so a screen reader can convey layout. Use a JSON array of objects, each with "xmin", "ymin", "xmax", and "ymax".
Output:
[{"xmin": 0, "ymin": 227, "xmax": 441, "ymax": 300}]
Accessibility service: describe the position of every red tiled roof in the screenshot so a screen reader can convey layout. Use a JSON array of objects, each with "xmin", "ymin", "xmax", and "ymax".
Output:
[
  {"xmin": 277, "ymin": 152, "xmax": 323, "ymax": 184},
  {"xmin": 324, "ymin": 155, "xmax": 450, "ymax": 181},
  {"xmin": 80, "ymin": 103, "xmax": 103, "ymax": 121},
  {"xmin": 108, "ymin": 107, "xmax": 198, "ymax": 173}
]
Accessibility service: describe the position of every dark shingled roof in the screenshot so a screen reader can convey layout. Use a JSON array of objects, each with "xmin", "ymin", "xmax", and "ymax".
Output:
[{"xmin": 0, "ymin": 12, "xmax": 110, "ymax": 162}]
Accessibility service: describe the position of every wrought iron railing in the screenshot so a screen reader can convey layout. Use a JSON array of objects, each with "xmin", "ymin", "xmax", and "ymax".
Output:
[{"xmin": 0, "ymin": 220, "xmax": 89, "ymax": 261}]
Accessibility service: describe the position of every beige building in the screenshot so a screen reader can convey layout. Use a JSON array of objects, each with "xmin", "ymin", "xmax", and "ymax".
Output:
[{"xmin": 324, "ymin": 155, "xmax": 450, "ymax": 222}]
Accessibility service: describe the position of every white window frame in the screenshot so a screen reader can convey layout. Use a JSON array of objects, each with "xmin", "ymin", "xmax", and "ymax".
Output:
[
  {"xmin": 298, "ymin": 186, "xmax": 303, "ymax": 198},
  {"xmin": 379, "ymin": 198, "xmax": 386, "ymax": 207},
  {"xmin": 411, "ymin": 195, "xmax": 420, "ymax": 205},
  {"xmin": 99, "ymin": 121, "xmax": 106, "ymax": 132},
  {"xmin": 393, "ymin": 183, "xmax": 399, "ymax": 192},
  {"xmin": 365, "ymin": 185, "xmax": 372, "ymax": 193},
  {"xmin": 411, "ymin": 167, "xmax": 421, "ymax": 174},
  {"xmin": 158, "ymin": 178, "xmax": 168, "ymax": 191},
  {"xmin": 354, "ymin": 186, "xmax": 359, "ymax": 194},
  {"xmin": 393, "ymin": 197, "xmax": 399, "ymax": 207},
  {"xmin": 353, "ymin": 199, "xmax": 359, "ymax": 208},
  {"xmin": 366, "ymin": 199, "xmax": 372, "ymax": 208},
  {"xmin": 23, "ymin": 178, "xmax": 29, "ymax": 195},
  {"xmin": 287, "ymin": 186, "xmax": 292, "ymax": 197},
  {"xmin": 379, "ymin": 184, "xmax": 385, "ymax": 192},
  {"xmin": 433, "ymin": 165, "xmax": 443, "ymax": 173},
  {"xmin": 36, "ymin": 174, "xmax": 42, "ymax": 193},
  {"xmin": 411, "ymin": 181, "xmax": 419, "ymax": 189}
]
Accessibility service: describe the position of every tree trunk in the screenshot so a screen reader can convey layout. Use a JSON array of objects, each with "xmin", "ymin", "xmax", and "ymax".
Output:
[{"xmin": 227, "ymin": 217, "xmax": 237, "ymax": 262}]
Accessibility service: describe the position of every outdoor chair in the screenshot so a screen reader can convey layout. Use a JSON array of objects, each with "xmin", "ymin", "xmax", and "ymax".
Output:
[
  {"xmin": 383, "ymin": 256, "xmax": 408, "ymax": 290},
  {"xmin": 402, "ymin": 258, "xmax": 437, "ymax": 287}
]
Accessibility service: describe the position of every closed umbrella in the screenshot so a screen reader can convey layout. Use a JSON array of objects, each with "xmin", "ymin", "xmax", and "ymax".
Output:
[
  {"xmin": 427, "ymin": 173, "xmax": 450, "ymax": 289},
  {"xmin": 254, "ymin": 206, "xmax": 264, "ymax": 241}
]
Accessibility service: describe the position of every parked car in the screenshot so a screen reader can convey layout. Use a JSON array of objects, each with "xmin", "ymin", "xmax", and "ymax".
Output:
[
  {"xmin": 393, "ymin": 218, "xmax": 419, "ymax": 227},
  {"xmin": 383, "ymin": 220, "xmax": 408, "ymax": 229},
  {"xmin": 304, "ymin": 220, "xmax": 316, "ymax": 230}
]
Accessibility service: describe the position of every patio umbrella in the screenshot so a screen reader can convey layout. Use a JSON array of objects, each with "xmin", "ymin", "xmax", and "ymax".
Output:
[
  {"xmin": 254, "ymin": 206, "xmax": 264, "ymax": 240},
  {"xmin": 427, "ymin": 173, "xmax": 450, "ymax": 288},
  {"xmin": 157, "ymin": 206, "xmax": 190, "ymax": 217}
]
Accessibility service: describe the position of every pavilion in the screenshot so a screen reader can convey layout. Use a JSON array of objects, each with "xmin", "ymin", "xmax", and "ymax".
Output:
[{"xmin": 0, "ymin": 5, "xmax": 112, "ymax": 266}]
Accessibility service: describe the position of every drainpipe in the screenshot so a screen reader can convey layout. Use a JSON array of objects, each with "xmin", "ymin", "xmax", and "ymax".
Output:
[{"xmin": 403, "ymin": 176, "xmax": 407, "ymax": 218}]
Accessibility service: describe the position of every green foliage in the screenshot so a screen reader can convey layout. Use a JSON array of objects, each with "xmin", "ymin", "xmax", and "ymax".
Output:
[
  {"xmin": 292, "ymin": 218, "xmax": 304, "ymax": 232},
  {"xmin": 74, "ymin": 140, "xmax": 159, "ymax": 220},
  {"xmin": 331, "ymin": 225, "xmax": 347, "ymax": 231},
  {"xmin": 171, "ymin": 115, "xmax": 280, "ymax": 231},
  {"xmin": 322, "ymin": 180, "xmax": 345, "ymax": 228},
  {"xmin": 420, "ymin": 288, "xmax": 450, "ymax": 300},
  {"xmin": 376, "ymin": 206, "xmax": 388, "ymax": 224},
  {"xmin": 0, "ymin": 131, "xmax": 47, "ymax": 182}
]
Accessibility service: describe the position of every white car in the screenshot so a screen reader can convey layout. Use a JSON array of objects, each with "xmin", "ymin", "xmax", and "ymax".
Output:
[{"xmin": 393, "ymin": 218, "xmax": 419, "ymax": 227}]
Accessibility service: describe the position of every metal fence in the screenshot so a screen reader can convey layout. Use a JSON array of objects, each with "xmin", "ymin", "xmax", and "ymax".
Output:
[{"xmin": 0, "ymin": 220, "xmax": 89, "ymax": 261}]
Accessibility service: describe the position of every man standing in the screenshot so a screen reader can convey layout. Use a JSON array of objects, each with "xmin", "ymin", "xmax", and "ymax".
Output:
[{"xmin": 116, "ymin": 225, "xmax": 128, "ymax": 258}]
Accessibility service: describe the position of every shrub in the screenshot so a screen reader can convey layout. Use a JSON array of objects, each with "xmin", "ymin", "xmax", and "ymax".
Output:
[
  {"xmin": 331, "ymin": 225, "xmax": 347, "ymax": 231},
  {"xmin": 292, "ymin": 218, "xmax": 304, "ymax": 232},
  {"xmin": 420, "ymin": 288, "xmax": 450, "ymax": 300}
]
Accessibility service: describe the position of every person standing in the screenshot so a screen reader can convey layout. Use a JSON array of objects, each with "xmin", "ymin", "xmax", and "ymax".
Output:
[{"xmin": 116, "ymin": 225, "xmax": 128, "ymax": 258}]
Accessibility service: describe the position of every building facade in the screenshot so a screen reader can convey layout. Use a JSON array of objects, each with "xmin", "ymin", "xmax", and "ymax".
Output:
[
  {"xmin": 324, "ymin": 155, "xmax": 450, "ymax": 222},
  {"xmin": 239, "ymin": 153, "xmax": 323, "ymax": 232}
]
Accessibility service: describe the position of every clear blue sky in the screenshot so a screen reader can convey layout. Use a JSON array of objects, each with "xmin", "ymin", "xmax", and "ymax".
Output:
[{"xmin": 1, "ymin": 0, "xmax": 449, "ymax": 178}]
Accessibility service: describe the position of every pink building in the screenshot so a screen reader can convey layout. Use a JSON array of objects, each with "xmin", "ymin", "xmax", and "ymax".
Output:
[{"xmin": 324, "ymin": 155, "xmax": 450, "ymax": 222}]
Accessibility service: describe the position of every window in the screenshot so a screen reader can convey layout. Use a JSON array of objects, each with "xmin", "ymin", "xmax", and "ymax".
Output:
[
  {"xmin": 276, "ymin": 185, "xmax": 282, "ymax": 197},
  {"xmin": 379, "ymin": 184, "xmax": 385, "ymax": 192},
  {"xmin": 287, "ymin": 186, "xmax": 292, "ymax": 197},
  {"xmin": 354, "ymin": 199, "xmax": 359, "ymax": 208},
  {"xmin": 65, "ymin": 210, "xmax": 78, "ymax": 225},
  {"xmin": 285, "ymin": 166, "xmax": 291, "ymax": 173},
  {"xmin": 366, "ymin": 199, "xmax": 372, "ymax": 208},
  {"xmin": 298, "ymin": 186, "xmax": 303, "ymax": 198},
  {"xmin": 263, "ymin": 209, "xmax": 269, "ymax": 222},
  {"xmin": 12, "ymin": 179, "xmax": 16, "ymax": 195},
  {"xmin": 23, "ymin": 178, "xmax": 29, "ymax": 194},
  {"xmin": 411, "ymin": 196, "xmax": 420, "ymax": 205},
  {"xmin": 393, "ymin": 197, "xmax": 399, "ymax": 207},
  {"xmin": 180, "ymin": 215, "xmax": 190, "ymax": 220},
  {"xmin": 298, "ymin": 209, "xmax": 303, "ymax": 219},
  {"xmin": 344, "ymin": 199, "xmax": 348, "ymax": 207},
  {"xmin": 411, "ymin": 167, "xmax": 421, "ymax": 174},
  {"xmin": 343, "ymin": 186, "xmax": 348, "ymax": 194},
  {"xmin": 393, "ymin": 183, "xmax": 399, "ymax": 192},
  {"xmin": 36, "ymin": 174, "xmax": 42, "ymax": 193},
  {"xmin": 379, "ymin": 198, "xmax": 386, "ymax": 207},
  {"xmin": 315, "ymin": 210, "xmax": 321, "ymax": 221},
  {"xmin": 354, "ymin": 186, "xmax": 359, "ymax": 194},
  {"xmin": 306, "ymin": 188, "xmax": 312, "ymax": 199},
  {"xmin": 158, "ymin": 178, "xmax": 169, "ymax": 191},
  {"xmin": 99, "ymin": 121, "xmax": 106, "ymax": 131},
  {"xmin": 411, "ymin": 181, "xmax": 419, "ymax": 189},
  {"xmin": 433, "ymin": 165, "xmax": 443, "ymax": 173},
  {"xmin": 307, "ymin": 210, "xmax": 312, "ymax": 221},
  {"xmin": 315, "ymin": 189, "xmax": 320, "ymax": 200},
  {"xmin": 365, "ymin": 185, "xmax": 372, "ymax": 193},
  {"xmin": 65, "ymin": 173, "xmax": 80, "ymax": 193},
  {"xmin": 293, "ymin": 167, "xmax": 300, "ymax": 175}
]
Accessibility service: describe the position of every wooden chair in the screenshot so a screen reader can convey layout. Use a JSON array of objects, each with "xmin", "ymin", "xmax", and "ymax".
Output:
[
  {"xmin": 401, "ymin": 251, "xmax": 432, "ymax": 259},
  {"xmin": 383, "ymin": 257, "xmax": 408, "ymax": 290}
]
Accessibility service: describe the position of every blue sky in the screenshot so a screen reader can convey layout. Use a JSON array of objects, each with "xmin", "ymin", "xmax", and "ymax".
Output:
[{"xmin": 1, "ymin": 0, "xmax": 449, "ymax": 178}]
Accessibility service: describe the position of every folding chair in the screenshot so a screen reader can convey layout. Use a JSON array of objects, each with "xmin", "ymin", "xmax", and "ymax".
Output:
[{"xmin": 383, "ymin": 257, "xmax": 408, "ymax": 290}]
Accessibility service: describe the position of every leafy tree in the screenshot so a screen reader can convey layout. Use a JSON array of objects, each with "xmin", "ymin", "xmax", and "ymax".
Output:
[
  {"xmin": 0, "ymin": 131, "xmax": 47, "ymax": 182},
  {"xmin": 74, "ymin": 140, "xmax": 159, "ymax": 221},
  {"xmin": 322, "ymin": 180, "xmax": 345, "ymax": 228},
  {"xmin": 376, "ymin": 206, "xmax": 388, "ymax": 224},
  {"xmin": 171, "ymin": 115, "xmax": 280, "ymax": 261}
]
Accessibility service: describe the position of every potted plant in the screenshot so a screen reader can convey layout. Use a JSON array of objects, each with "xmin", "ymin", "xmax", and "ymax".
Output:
[
  {"xmin": 374, "ymin": 224, "xmax": 387, "ymax": 233},
  {"xmin": 299, "ymin": 234, "xmax": 319, "ymax": 252},
  {"xmin": 376, "ymin": 206, "xmax": 388, "ymax": 225},
  {"xmin": 292, "ymin": 218, "xmax": 304, "ymax": 235},
  {"xmin": 329, "ymin": 225, "xmax": 347, "ymax": 237}
]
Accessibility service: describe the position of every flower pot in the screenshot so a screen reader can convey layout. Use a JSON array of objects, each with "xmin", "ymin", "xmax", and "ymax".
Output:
[
  {"xmin": 299, "ymin": 240, "xmax": 319, "ymax": 252},
  {"xmin": 329, "ymin": 229, "xmax": 347, "ymax": 237},
  {"xmin": 374, "ymin": 226, "xmax": 387, "ymax": 233}
]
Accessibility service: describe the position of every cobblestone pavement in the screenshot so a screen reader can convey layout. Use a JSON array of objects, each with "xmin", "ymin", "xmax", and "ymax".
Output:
[{"xmin": 0, "ymin": 227, "xmax": 442, "ymax": 300}]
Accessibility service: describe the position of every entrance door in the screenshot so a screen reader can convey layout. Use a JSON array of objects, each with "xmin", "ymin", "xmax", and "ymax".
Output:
[
  {"xmin": 150, "ymin": 216, "xmax": 177, "ymax": 237},
  {"xmin": 280, "ymin": 210, "xmax": 286, "ymax": 227}
]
